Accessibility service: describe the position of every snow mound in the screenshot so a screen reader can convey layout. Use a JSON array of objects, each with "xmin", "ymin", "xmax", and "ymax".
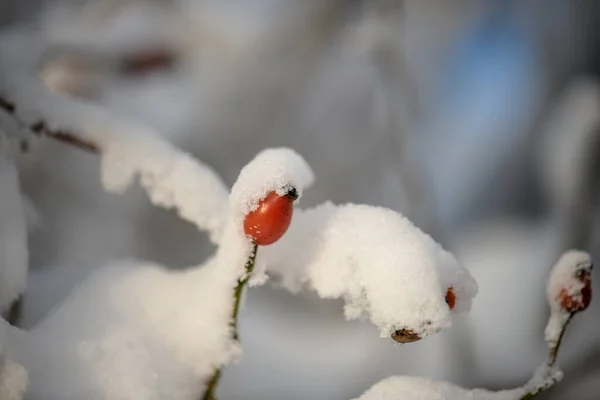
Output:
[
  {"xmin": 261, "ymin": 202, "xmax": 478, "ymax": 339},
  {"xmin": 355, "ymin": 376, "xmax": 523, "ymax": 400}
]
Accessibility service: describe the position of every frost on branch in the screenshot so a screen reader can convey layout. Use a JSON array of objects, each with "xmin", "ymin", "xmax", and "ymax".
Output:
[
  {"xmin": 0, "ymin": 148, "xmax": 313, "ymax": 400},
  {"xmin": 259, "ymin": 202, "xmax": 478, "ymax": 340},
  {"xmin": 356, "ymin": 250, "xmax": 593, "ymax": 400},
  {"xmin": 0, "ymin": 29, "xmax": 228, "ymax": 243}
]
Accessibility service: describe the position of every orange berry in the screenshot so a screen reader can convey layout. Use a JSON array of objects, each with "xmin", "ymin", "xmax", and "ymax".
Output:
[
  {"xmin": 445, "ymin": 287, "xmax": 456, "ymax": 310},
  {"xmin": 243, "ymin": 189, "xmax": 297, "ymax": 246}
]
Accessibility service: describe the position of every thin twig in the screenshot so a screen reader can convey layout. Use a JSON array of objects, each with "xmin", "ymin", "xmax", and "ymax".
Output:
[
  {"xmin": 201, "ymin": 243, "xmax": 258, "ymax": 400},
  {"xmin": 547, "ymin": 313, "xmax": 573, "ymax": 368},
  {"xmin": 519, "ymin": 312, "xmax": 576, "ymax": 400},
  {"xmin": 231, "ymin": 243, "xmax": 258, "ymax": 340},
  {"xmin": 0, "ymin": 95, "xmax": 99, "ymax": 153}
]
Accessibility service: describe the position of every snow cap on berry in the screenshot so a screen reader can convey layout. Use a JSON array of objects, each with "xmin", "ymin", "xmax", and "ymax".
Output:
[{"xmin": 229, "ymin": 148, "xmax": 314, "ymax": 220}]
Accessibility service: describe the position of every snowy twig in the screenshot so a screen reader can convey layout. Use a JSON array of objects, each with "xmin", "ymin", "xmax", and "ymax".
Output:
[
  {"xmin": 546, "ymin": 314, "xmax": 573, "ymax": 369},
  {"xmin": 202, "ymin": 243, "xmax": 258, "ymax": 400},
  {"xmin": 356, "ymin": 250, "xmax": 593, "ymax": 400},
  {"xmin": 0, "ymin": 29, "xmax": 229, "ymax": 242},
  {"xmin": 518, "ymin": 316, "xmax": 572, "ymax": 400},
  {"xmin": 519, "ymin": 250, "xmax": 593, "ymax": 399},
  {"xmin": 0, "ymin": 96, "xmax": 99, "ymax": 153},
  {"xmin": 231, "ymin": 243, "xmax": 258, "ymax": 342},
  {"xmin": 198, "ymin": 149, "xmax": 312, "ymax": 400}
]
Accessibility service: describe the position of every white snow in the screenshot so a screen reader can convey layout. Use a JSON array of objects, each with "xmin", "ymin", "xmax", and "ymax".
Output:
[
  {"xmin": 354, "ymin": 376, "xmax": 524, "ymax": 400},
  {"xmin": 0, "ymin": 28, "xmax": 229, "ymax": 243},
  {"xmin": 229, "ymin": 147, "xmax": 314, "ymax": 219},
  {"xmin": 355, "ymin": 362, "xmax": 563, "ymax": 400},
  {"xmin": 0, "ymin": 151, "xmax": 28, "ymax": 314},
  {"xmin": 260, "ymin": 202, "xmax": 478, "ymax": 339},
  {"xmin": 521, "ymin": 363, "xmax": 563, "ymax": 396}
]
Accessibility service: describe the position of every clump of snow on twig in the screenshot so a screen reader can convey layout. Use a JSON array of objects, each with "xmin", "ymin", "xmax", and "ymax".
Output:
[
  {"xmin": 260, "ymin": 202, "xmax": 478, "ymax": 339},
  {"xmin": 521, "ymin": 363, "xmax": 563, "ymax": 396}
]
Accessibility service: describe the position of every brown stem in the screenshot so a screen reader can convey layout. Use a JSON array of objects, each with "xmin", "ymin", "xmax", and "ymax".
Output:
[
  {"xmin": 547, "ymin": 313, "xmax": 574, "ymax": 368},
  {"xmin": 0, "ymin": 95, "xmax": 99, "ymax": 153},
  {"xmin": 201, "ymin": 243, "xmax": 258, "ymax": 400}
]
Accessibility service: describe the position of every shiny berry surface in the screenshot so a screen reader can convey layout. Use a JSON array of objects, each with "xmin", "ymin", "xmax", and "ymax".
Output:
[{"xmin": 243, "ymin": 190, "xmax": 295, "ymax": 246}]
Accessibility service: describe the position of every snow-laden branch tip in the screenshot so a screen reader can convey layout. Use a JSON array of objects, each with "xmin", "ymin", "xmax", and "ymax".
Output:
[
  {"xmin": 258, "ymin": 202, "xmax": 478, "ymax": 341},
  {"xmin": 545, "ymin": 250, "xmax": 592, "ymax": 345},
  {"xmin": 0, "ymin": 148, "xmax": 313, "ymax": 400},
  {"xmin": 0, "ymin": 28, "xmax": 229, "ymax": 243},
  {"xmin": 355, "ymin": 250, "xmax": 593, "ymax": 400}
]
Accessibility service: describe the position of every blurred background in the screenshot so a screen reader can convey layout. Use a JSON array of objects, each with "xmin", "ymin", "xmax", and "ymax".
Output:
[{"xmin": 2, "ymin": 0, "xmax": 600, "ymax": 399}]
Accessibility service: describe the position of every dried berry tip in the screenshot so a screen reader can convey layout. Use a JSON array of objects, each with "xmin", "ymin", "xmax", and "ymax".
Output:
[
  {"xmin": 285, "ymin": 186, "xmax": 298, "ymax": 201},
  {"xmin": 391, "ymin": 329, "xmax": 421, "ymax": 343}
]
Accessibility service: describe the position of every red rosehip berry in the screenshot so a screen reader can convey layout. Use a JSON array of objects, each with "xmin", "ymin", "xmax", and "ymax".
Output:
[
  {"xmin": 445, "ymin": 287, "xmax": 456, "ymax": 310},
  {"xmin": 243, "ymin": 188, "xmax": 297, "ymax": 246},
  {"xmin": 558, "ymin": 271, "xmax": 592, "ymax": 313}
]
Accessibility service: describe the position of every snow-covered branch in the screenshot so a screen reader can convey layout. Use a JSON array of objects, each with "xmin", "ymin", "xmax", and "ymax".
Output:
[
  {"xmin": 259, "ymin": 202, "xmax": 478, "ymax": 340},
  {"xmin": 356, "ymin": 250, "xmax": 593, "ymax": 400},
  {"xmin": 0, "ymin": 28, "xmax": 229, "ymax": 243},
  {"xmin": 0, "ymin": 144, "xmax": 483, "ymax": 399},
  {"xmin": 0, "ymin": 148, "xmax": 315, "ymax": 400}
]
